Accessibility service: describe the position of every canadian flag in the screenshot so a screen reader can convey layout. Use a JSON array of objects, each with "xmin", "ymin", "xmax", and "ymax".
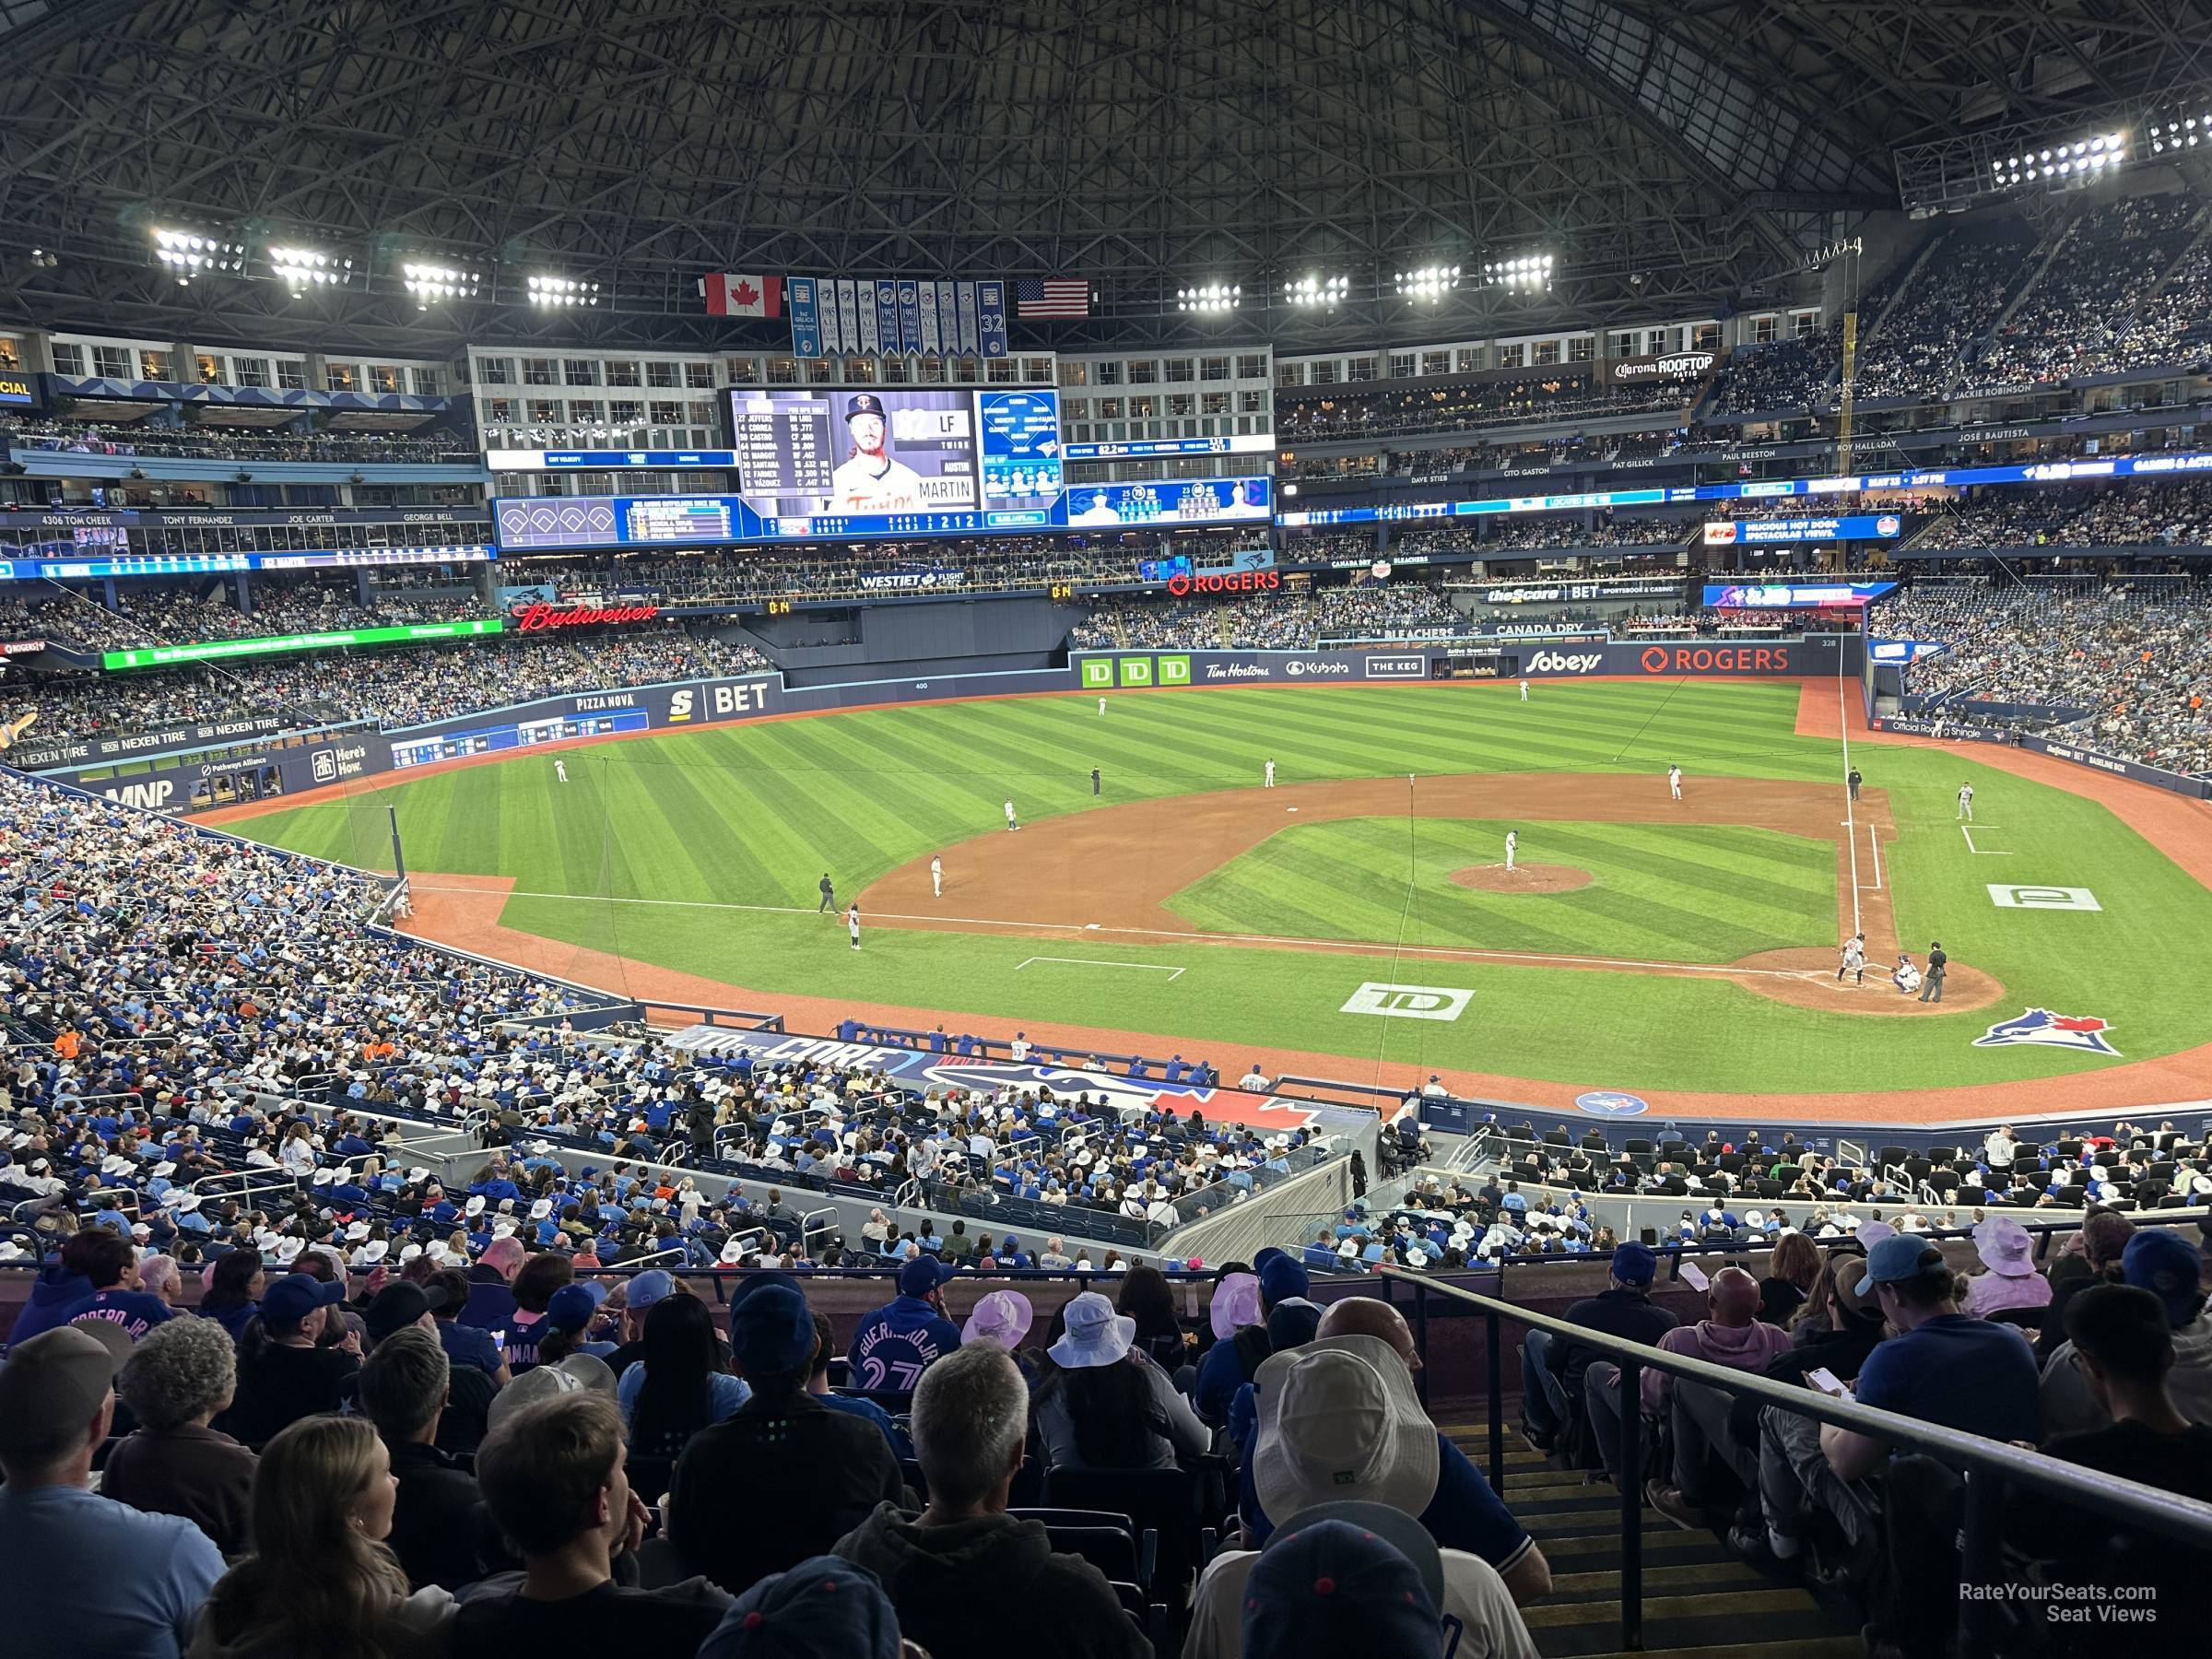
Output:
[{"xmin": 700, "ymin": 274, "xmax": 782, "ymax": 318}]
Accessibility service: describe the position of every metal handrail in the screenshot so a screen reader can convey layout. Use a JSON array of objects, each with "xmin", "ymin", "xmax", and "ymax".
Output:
[{"xmin": 1381, "ymin": 1265, "xmax": 2212, "ymax": 1656}]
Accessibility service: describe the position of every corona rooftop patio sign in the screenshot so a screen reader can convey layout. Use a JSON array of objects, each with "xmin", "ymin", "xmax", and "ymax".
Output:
[{"xmin": 511, "ymin": 601, "xmax": 661, "ymax": 632}]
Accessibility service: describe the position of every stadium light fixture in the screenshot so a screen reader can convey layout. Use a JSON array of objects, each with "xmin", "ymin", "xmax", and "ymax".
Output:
[
  {"xmin": 1994, "ymin": 131, "xmax": 2124, "ymax": 186},
  {"xmin": 1281, "ymin": 274, "xmax": 1348, "ymax": 308},
  {"xmin": 402, "ymin": 261, "xmax": 481, "ymax": 308},
  {"xmin": 269, "ymin": 245, "xmax": 353, "ymax": 289},
  {"xmin": 152, "ymin": 227, "xmax": 246, "ymax": 285},
  {"xmin": 1481, "ymin": 253, "xmax": 1554, "ymax": 291},
  {"xmin": 1176, "ymin": 283, "xmax": 1240, "ymax": 313},
  {"xmin": 528, "ymin": 274, "xmax": 600, "ymax": 307},
  {"xmin": 2147, "ymin": 112, "xmax": 2208, "ymax": 155},
  {"xmin": 1394, "ymin": 263, "xmax": 1462, "ymax": 301}
]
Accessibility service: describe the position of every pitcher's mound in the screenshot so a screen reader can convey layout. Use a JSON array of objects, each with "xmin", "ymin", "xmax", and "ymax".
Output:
[{"xmin": 1449, "ymin": 862, "xmax": 1592, "ymax": 894}]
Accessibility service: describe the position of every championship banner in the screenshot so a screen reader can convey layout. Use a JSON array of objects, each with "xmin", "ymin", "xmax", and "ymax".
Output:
[
  {"xmin": 957, "ymin": 282, "xmax": 981, "ymax": 356},
  {"xmin": 918, "ymin": 281, "xmax": 942, "ymax": 356},
  {"xmin": 856, "ymin": 287, "xmax": 880, "ymax": 355},
  {"xmin": 935, "ymin": 282, "xmax": 959, "ymax": 354},
  {"xmin": 897, "ymin": 281, "xmax": 924, "ymax": 356},
  {"xmin": 875, "ymin": 281, "xmax": 900, "ymax": 355}
]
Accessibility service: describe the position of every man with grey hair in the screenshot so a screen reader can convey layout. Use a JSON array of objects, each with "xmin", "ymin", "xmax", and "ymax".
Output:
[
  {"xmin": 833, "ymin": 1342, "xmax": 1147, "ymax": 1659},
  {"xmin": 102, "ymin": 1314, "xmax": 257, "ymax": 1557},
  {"xmin": 359, "ymin": 1325, "xmax": 499, "ymax": 1591},
  {"xmin": 0, "ymin": 1323, "xmax": 225, "ymax": 1656}
]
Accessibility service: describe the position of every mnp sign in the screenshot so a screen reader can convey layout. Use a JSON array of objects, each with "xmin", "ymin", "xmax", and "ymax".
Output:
[{"xmin": 1340, "ymin": 982, "xmax": 1472, "ymax": 1022}]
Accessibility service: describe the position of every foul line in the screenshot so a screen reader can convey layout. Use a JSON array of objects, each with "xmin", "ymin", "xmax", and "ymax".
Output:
[
  {"xmin": 1016, "ymin": 956, "xmax": 1185, "ymax": 982},
  {"xmin": 406, "ymin": 883, "xmax": 1827, "ymax": 982},
  {"xmin": 1836, "ymin": 654, "xmax": 1863, "ymax": 936},
  {"xmin": 1961, "ymin": 826, "xmax": 2012, "ymax": 856}
]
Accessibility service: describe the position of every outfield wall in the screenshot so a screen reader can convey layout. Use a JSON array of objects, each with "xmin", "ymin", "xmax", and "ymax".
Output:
[
  {"xmin": 1869, "ymin": 715, "xmax": 2212, "ymax": 801},
  {"xmin": 38, "ymin": 632, "xmax": 1877, "ymax": 817}
]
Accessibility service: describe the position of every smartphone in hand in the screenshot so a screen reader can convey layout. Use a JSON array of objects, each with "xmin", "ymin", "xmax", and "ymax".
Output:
[{"xmin": 1806, "ymin": 1367, "xmax": 1851, "ymax": 1397}]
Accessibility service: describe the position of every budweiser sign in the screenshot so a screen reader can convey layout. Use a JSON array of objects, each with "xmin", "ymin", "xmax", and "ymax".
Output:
[{"xmin": 511, "ymin": 602, "xmax": 661, "ymax": 632}]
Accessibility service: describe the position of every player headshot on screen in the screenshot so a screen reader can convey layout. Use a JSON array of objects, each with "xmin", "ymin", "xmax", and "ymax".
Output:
[
  {"xmin": 1073, "ymin": 489, "xmax": 1121, "ymax": 525},
  {"xmin": 831, "ymin": 393, "xmax": 926, "ymax": 512},
  {"xmin": 1229, "ymin": 480, "xmax": 1251, "ymax": 508}
]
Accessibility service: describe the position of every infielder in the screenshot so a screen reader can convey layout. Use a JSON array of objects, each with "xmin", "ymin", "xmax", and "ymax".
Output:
[
  {"xmin": 1956, "ymin": 782, "xmax": 1974, "ymax": 821},
  {"xmin": 817, "ymin": 874, "xmax": 836, "ymax": 914},
  {"xmin": 1837, "ymin": 932, "xmax": 1866, "ymax": 984},
  {"xmin": 930, "ymin": 855, "xmax": 943, "ymax": 898},
  {"xmin": 1668, "ymin": 764, "xmax": 1683, "ymax": 801},
  {"xmin": 1504, "ymin": 830, "xmax": 1518, "ymax": 872},
  {"xmin": 847, "ymin": 903, "xmax": 862, "ymax": 951},
  {"xmin": 554, "ymin": 759, "xmax": 568, "ymax": 784},
  {"xmin": 1004, "ymin": 799, "xmax": 1019, "ymax": 832},
  {"xmin": 1519, "ymin": 678, "xmax": 1529, "ymax": 702},
  {"xmin": 1264, "ymin": 759, "xmax": 1277, "ymax": 788}
]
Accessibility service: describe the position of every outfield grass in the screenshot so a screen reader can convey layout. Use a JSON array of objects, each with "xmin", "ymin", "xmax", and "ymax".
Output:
[
  {"xmin": 232, "ymin": 679, "xmax": 2212, "ymax": 1096},
  {"xmin": 1166, "ymin": 818, "xmax": 1836, "ymax": 963}
]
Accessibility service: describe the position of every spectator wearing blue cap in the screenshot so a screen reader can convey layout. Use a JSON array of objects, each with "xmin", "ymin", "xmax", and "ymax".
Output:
[
  {"xmin": 601, "ymin": 1267, "xmax": 683, "ymax": 1377},
  {"xmin": 220, "ymin": 1272, "xmax": 358, "ymax": 1446},
  {"xmin": 1234, "ymin": 1512, "xmax": 1477, "ymax": 1659},
  {"xmin": 846, "ymin": 1256, "xmax": 961, "ymax": 1397},
  {"xmin": 1518, "ymin": 1241, "xmax": 1674, "ymax": 1458},
  {"xmin": 2040, "ymin": 1228, "xmax": 2212, "ymax": 1438},
  {"xmin": 667, "ymin": 1279, "xmax": 906, "ymax": 1594},
  {"xmin": 697, "ymin": 1555, "xmax": 911, "ymax": 1659}
]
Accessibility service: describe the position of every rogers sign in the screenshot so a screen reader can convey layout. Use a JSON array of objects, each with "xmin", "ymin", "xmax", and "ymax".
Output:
[
  {"xmin": 1164, "ymin": 569, "xmax": 1280, "ymax": 598},
  {"xmin": 511, "ymin": 602, "xmax": 661, "ymax": 632},
  {"xmin": 1639, "ymin": 644, "xmax": 1792, "ymax": 675}
]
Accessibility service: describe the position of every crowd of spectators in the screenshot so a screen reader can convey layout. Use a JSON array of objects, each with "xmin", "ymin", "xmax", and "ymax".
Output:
[
  {"xmin": 1072, "ymin": 584, "xmax": 1463, "ymax": 650},
  {"xmin": 1883, "ymin": 575, "xmax": 2212, "ymax": 773},
  {"xmin": 10, "ymin": 629, "xmax": 772, "ymax": 740},
  {"xmin": 1274, "ymin": 374, "xmax": 1690, "ymax": 442},
  {"xmin": 1851, "ymin": 222, "xmax": 2041, "ymax": 401},
  {"xmin": 1706, "ymin": 331, "xmax": 1845, "ymax": 417},
  {"xmin": 2106, "ymin": 233, "xmax": 2212, "ymax": 374},
  {"xmin": 1916, "ymin": 478, "xmax": 2212, "ymax": 550},
  {"xmin": 1961, "ymin": 196, "xmax": 2203, "ymax": 394},
  {"xmin": 1485, "ymin": 513, "xmax": 1689, "ymax": 551},
  {"xmin": 6, "ymin": 419, "xmax": 481, "ymax": 465},
  {"xmin": 31, "ymin": 581, "xmax": 495, "ymax": 653}
]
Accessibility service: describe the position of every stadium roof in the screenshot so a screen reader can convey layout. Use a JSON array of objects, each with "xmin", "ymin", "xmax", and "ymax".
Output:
[{"xmin": 0, "ymin": 0, "xmax": 2202, "ymax": 354}]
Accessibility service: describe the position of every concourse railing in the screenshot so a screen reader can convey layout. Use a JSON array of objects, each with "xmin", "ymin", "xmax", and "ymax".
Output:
[{"xmin": 1378, "ymin": 1263, "xmax": 2212, "ymax": 1657}]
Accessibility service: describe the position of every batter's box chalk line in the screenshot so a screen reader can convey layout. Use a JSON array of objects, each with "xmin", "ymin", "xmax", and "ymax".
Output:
[{"xmin": 1015, "ymin": 956, "xmax": 1185, "ymax": 982}]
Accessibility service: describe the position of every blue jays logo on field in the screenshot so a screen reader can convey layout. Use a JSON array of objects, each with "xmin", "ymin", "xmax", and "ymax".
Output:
[
  {"xmin": 1972, "ymin": 1009, "xmax": 2121, "ymax": 1056},
  {"xmin": 1575, "ymin": 1089, "xmax": 1649, "ymax": 1117}
]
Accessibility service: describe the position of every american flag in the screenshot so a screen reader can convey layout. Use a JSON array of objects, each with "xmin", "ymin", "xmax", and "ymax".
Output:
[{"xmin": 1016, "ymin": 277, "xmax": 1090, "ymax": 319}]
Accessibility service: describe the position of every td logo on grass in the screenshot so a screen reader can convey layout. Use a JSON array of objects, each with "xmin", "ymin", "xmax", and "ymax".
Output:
[{"xmin": 1341, "ymin": 982, "xmax": 1473, "ymax": 1022}]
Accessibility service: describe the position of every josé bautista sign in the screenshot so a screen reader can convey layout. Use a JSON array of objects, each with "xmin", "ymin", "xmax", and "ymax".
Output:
[
  {"xmin": 1165, "ymin": 569, "xmax": 1280, "ymax": 598},
  {"xmin": 511, "ymin": 601, "xmax": 661, "ymax": 631}
]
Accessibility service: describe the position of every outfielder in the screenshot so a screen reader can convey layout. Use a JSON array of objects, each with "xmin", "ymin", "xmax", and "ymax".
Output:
[
  {"xmin": 1519, "ymin": 678, "xmax": 1529, "ymax": 702},
  {"xmin": 1004, "ymin": 799, "xmax": 1019, "ymax": 832},
  {"xmin": 1668, "ymin": 764, "xmax": 1683, "ymax": 801},
  {"xmin": 1264, "ymin": 759, "xmax": 1276, "ymax": 788},
  {"xmin": 1099, "ymin": 697, "xmax": 1106, "ymax": 716},
  {"xmin": 847, "ymin": 903, "xmax": 862, "ymax": 951},
  {"xmin": 1956, "ymin": 782, "xmax": 1974, "ymax": 821},
  {"xmin": 554, "ymin": 759, "xmax": 568, "ymax": 784},
  {"xmin": 1504, "ymin": 830, "xmax": 1518, "ymax": 873},
  {"xmin": 930, "ymin": 854, "xmax": 943, "ymax": 898}
]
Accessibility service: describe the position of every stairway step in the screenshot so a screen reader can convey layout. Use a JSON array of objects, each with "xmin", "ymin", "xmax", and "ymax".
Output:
[
  {"xmin": 1531, "ymin": 1528, "xmax": 1713, "ymax": 1559},
  {"xmin": 1525, "ymin": 1586, "xmax": 1842, "ymax": 1656},
  {"xmin": 1545, "ymin": 1559, "xmax": 1765, "ymax": 1599}
]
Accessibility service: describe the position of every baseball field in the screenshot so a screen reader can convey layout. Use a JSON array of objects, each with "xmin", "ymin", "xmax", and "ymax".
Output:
[{"xmin": 221, "ymin": 677, "xmax": 2212, "ymax": 1119}]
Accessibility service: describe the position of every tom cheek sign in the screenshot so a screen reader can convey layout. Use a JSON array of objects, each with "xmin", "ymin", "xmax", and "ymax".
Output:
[{"xmin": 511, "ymin": 602, "xmax": 662, "ymax": 631}]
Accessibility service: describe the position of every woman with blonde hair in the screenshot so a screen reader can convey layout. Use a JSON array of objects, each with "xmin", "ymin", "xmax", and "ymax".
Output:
[{"xmin": 190, "ymin": 1414, "xmax": 454, "ymax": 1657}]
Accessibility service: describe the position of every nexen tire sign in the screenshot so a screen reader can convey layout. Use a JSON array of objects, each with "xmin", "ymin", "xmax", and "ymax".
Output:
[{"xmin": 1639, "ymin": 644, "xmax": 1792, "ymax": 675}]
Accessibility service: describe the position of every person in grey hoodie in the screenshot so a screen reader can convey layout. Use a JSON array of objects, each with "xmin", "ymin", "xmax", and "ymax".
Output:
[{"xmin": 833, "ymin": 1342, "xmax": 1147, "ymax": 1659}]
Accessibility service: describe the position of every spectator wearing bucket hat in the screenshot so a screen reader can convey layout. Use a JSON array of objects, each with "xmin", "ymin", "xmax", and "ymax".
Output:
[
  {"xmin": 960, "ymin": 1288, "xmax": 1034, "ymax": 1352},
  {"xmin": 1194, "ymin": 1253, "xmax": 1309, "ymax": 1424},
  {"xmin": 221, "ymin": 1272, "xmax": 358, "ymax": 1445},
  {"xmin": 1961, "ymin": 1216, "xmax": 2053, "ymax": 1320},
  {"xmin": 668, "ymin": 1279, "xmax": 906, "ymax": 1594},
  {"xmin": 1183, "ymin": 1335, "xmax": 1537, "ymax": 1658},
  {"xmin": 2039, "ymin": 1229, "xmax": 2212, "ymax": 1438},
  {"xmin": 847, "ymin": 1256, "xmax": 961, "ymax": 1398},
  {"xmin": 1033, "ymin": 1291, "xmax": 1210, "ymax": 1473}
]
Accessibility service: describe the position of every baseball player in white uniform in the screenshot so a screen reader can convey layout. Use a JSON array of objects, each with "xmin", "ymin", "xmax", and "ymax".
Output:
[
  {"xmin": 1004, "ymin": 799, "xmax": 1018, "ymax": 831},
  {"xmin": 1956, "ymin": 782, "xmax": 1974, "ymax": 821},
  {"xmin": 554, "ymin": 759, "xmax": 568, "ymax": 784},
  {"xmin": 1504, "ymin": 830, "xmax": 1518, "ymax": 872},
  {"xmin": 830, "ymin": 394, "xmax": 925, "ymax": 513},
  {"xmin": 1264, "ymin": 759, "xmax": 1276, "ymax": 788},
  {"xmin": 1837, "ymin": 933, "xmax": 1866, "ymax": 985},
  {"xmin": 1519, "ymin": 678, "xmax": 1529, "ymax": 702},
  {"xmin": 1668, "ymin": 764, "xmax": 1683, "ymax": 801},
  {"xmin": 1099, "ymin": 697, "xmax": 1106, "ymax": 715},
  {"xmin": 847, "ymin": 903, "xmax": 862, "ymax": 950},
  {"xmin": 930, "ymin": 855, "xmax": 943, "ymax": 898}
]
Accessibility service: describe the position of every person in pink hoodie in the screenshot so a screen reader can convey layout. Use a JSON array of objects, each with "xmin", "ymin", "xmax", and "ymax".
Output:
[{"xmin": 1587, "ymin": 1266, "xmax": 1794, "ymax": 1524}]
